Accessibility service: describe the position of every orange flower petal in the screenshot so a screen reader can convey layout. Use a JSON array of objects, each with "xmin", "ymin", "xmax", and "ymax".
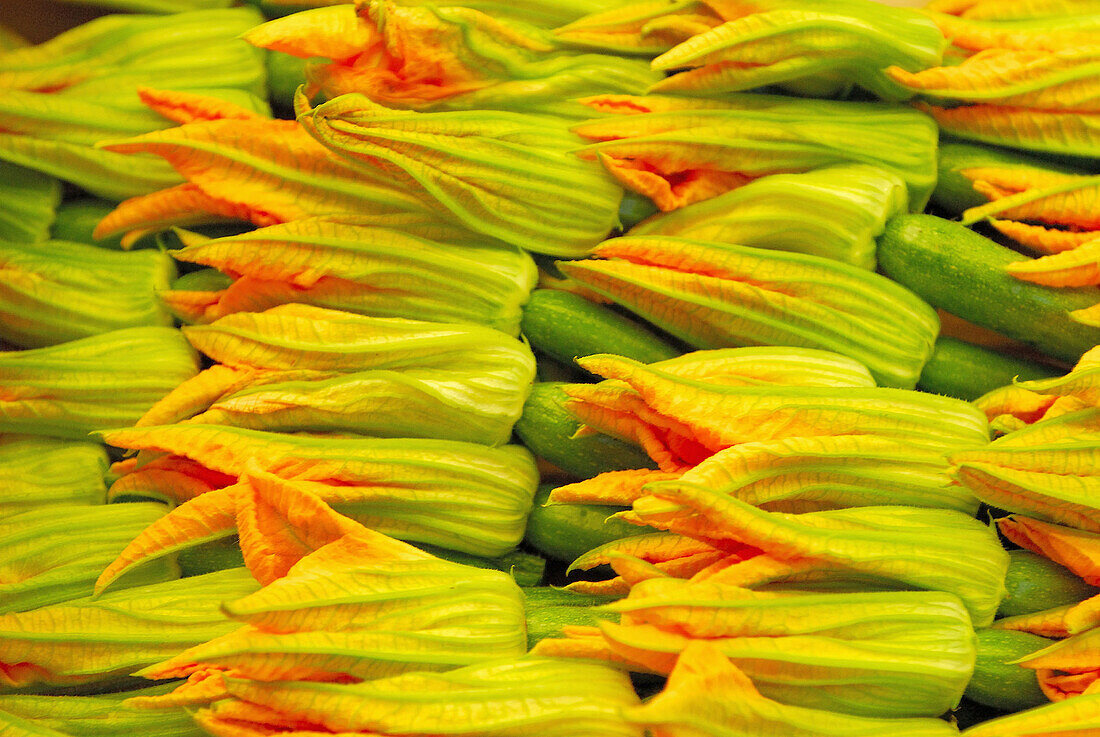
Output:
[
  {"xmin": 242, "ymin": 5, "xmax": 375, "ymax": 62},
  {"xmin": 136, "ymin": 364, "xmax": 255, "ymax": 428},
  {"xmin": 138, "ymin": 87, "xmax": 266, "ymax": 125},
  {"xmin": 994, "ymin": 604, "xmax": 1074, "ymax": 639},
  {"xmin": 94, "ymin": 486, "xmax": 238, "ymax": 595},
  {"xmin": 999, "ymin": 515, "xmax": 1100, "ymax": 586},
  {"xmin": 918, "ymin": 103, "xmax": 1100, "ymax": 159},
  {"xmin": 1008, "ymin": 239, "xmax": 1100, "ymax": 287},
  {"xmin": 548, "ymin": 469, "xmax": 684, "ymax": 506},
  {"xmin": 992, "ymin": 220, "xmax": 1100, "ymax": 255},
  {"xmin": 232, "ymin": 466, "xmax": 362, "ymax": 586}
]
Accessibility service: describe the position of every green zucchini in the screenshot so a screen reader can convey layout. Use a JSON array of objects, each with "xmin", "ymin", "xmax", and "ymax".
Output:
[
  {"xmin": 172, "ymin": 267, "xmax": 234, "ymax": 292},
  {"xmin": 514, "ymin": 382, "xmax": 657, "ymax": 480},
  {"xmin": 998, "ymin": 549, "xmax": 1098, "ymax": 619},
  {"xmin": 520, "ymin": 289, "xmax": 680, "ymax": 369},
  {"xmin": 618, "ymin": 191, "xmax": 659, "ymax": 232},
  {"xmin": 966, "ymin": 628, "xmax": 1051, "ymax": 712},
  {"xmin": 417, "ymin": 545, "xmax": 547, "ymax": 587},
  {"xmin": 878, "ymin": 214, "xmax": 1100, "ymax": 364},
  {"xmin": 266, "ymin": 49, "xmax": 307, "ymax": 112},
  {"xmin": 523, "ymin": 585, "xmax": 619, "ymax": 648},
  {"xmin": 177, "ymin": 537, "xmax": 245, "ymax": 577},
  {"xmin": 918, "ymin": 336, "xmax": 1061, "ymax": 401},
  {"xmin": 51, "ymin": 199, "xmax": 128, "ymax": 250},
  {"xmin": 524, "ymin": 483, "xmax": 655, "ymax": 563}
]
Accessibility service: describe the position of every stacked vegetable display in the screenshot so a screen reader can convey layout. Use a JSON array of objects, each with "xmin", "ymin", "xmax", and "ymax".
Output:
[{"xmin": 1, "ymin": 0, "xmax": 1099, "ymax": 735}]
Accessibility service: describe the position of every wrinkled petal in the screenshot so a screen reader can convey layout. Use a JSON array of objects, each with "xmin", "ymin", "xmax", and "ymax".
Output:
[
  {"xmin": 94, "ymin": 485, "xmax": 239, "ymax": 595},
  {"xmin": 630, "ymin": 482, "xmax": 1008, "ymax": 626},
  {"xmin": 999, "ymin": 515, "xmax": 1100, "ymax": 587},
  {"xmin": 625, "ymin": 641, "xmax": 957, "ymax": 737},
  {"xmin": 630, "ymin": 163, "xmax": 908, "ymax": 270},
  {"xmin": 0, "ymin": 435, "xmax": 107, "ymax": 515},
  {"xmin": 0, "ymin": 569, "xmax": 258, "ymax": 690},
  {"xmin": 549, "ymin": 469, "xmax": 684, "ymax": 506},
  {"xmin": 992, "ymin": 220, "xmax": 1100, "ymax": 255},
  {"xmin": 951, "ymin": 409, "xmax": 1100, "ymax": 532},
  {"xmin": 232, "ymin": 467, "xmax": 363, "ymax": 585},
  {"xmin": 0, "ymin": 503, "xmax": 176, "ymax": 614},
  {"xmin": 995, "ymin": 604, "xmax": 1074, "ymax": 639},
  {"xmin": 559, "ymin": 236, "xmax": 939, "ymax": 388},
  {"xmin": 573, "ymin": 93, "xmax": 938, "ymax": 211},
  {"xmin": 168, "ymin": 218, "xmax": 536, "ymax": 335},
  {"xmin": 297, "ymin": 93, "xmax": 623, "ymax": 257},
  {"xmin": 652, "ymin": 5, "xmax": 943, "ymax": 100},
  {"xmin": 0, "ymin": 238, "xmax": 176, "ymax": 348},
  {"xmin": 209, "ymin": 657, "xmax": 642, "ymax": 736},
  {"xmin": 929, "ymin": 11, "xmax": 1100, "ymax": 53},
  {"xmin": 917, "ymin": 102, "xmax": 1100, "ymax": 159},
  {"xmin": 926, "ymin": 0, "xmax": 1100, "ymax": 20},
  {"xmin": 553, "ymin": 0, "xmax": 721, "ymax": 55},
  {"xmin": 568, "ymin": 354, "xmax": 988, "ymax": 462},
  {"xmin": 888, "ymin": 47, "xmax": 1100, "ymax": 111},
  {"xmin": 963, "ymin": 173, "xmax": 1100, "ymax": 229},
  {"xmin": 0, "ymin": 326, "xmax": 200, "ymax": 440},
  {"xmin": 1008, "ymin": 240, "xmax": 1100, "ymax": 287}
]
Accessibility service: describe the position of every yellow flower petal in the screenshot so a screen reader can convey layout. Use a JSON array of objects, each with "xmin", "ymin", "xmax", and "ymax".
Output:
[{"xmin": 1008, "ymin": 239, "xmax": 1100, "ymax": 287}]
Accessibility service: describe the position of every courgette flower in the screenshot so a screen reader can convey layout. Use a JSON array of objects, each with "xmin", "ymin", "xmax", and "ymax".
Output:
[
  {"xmin": 629, "ymin": 164, "xmax": 908, "ymax": 270},
  {"xmin": 94, "ymin": 423, "xmax": 538, "ymax": 590},
  {"xmin": 0, "ymin": 238, "xmax": 176, "ymax": 348},
  {"xmin": 562, "ymin": 352, "xmax": 986, "ymax": 471},
  {"xmin": 244, "ymin": 2, "xmax": 660, "ymax": 117},
  {"xmin": 533, "ymin": 579, "xmax": 977, "ymax": 717},
  {"xmin": 161, "ymin": 217, "xmax": 537, "ymax": 335},
  {"xmin": 625, "ymin": 642, "xmax": 960, "ymax": 737},
  {"xmin": 646, "ymin": 0, "xmax": 945, "ymax": 100},
  {"xmin": 297, "ymin": 93, "xmax": 623, "ymax": 257},
  {"xmin": 552, "ymin": 434, "xmax": 980, "ymax": 515},
  {"xmin": 0, "ymin": 326, "xmax": 201, "ymax": 440},
  {"xmin": 131, "ymin": 304, "xmax": 535, "ymax": 443},
  {"xmin": 0, "ymin": 9, "xmax": 269, "ymax": 200},
  {"xmin": 887, "ymin": 47, "xmax": 1100, "ymax": 158},
  {"xmin": 926, "ymin": 0, "xmax": 1097, "ymax": 20},
  {"xmin": 119, "ymin": 467, "xmax": 527, "ymax": 703},
  {"xmin": 190, "ymin": 657, "xmax": 642, "ymax": 737},
  {"xmin": 0, "ymin": 568, "xmax": 258, "ymax": 691},
  {"xmin": 951, "ymin": 408, "xmax": 1100, "ymax": 533},
  {"xmin": 0, "ymin": 161, "xmax": 60, "ymax": 242},
  {"xmin": 571, "ymin": 93, "xmax": 938, "ymax": 212},
  {"xmin": 577, "ymin": 483, "xmax": 1008, "ymax": 625},
  {"xmin": 0, "ymin": 435, "xmax": 108, "ymax": 515},
  {"xmin": 94, "ymin": 89, "xmax": 429, "ymax": 245},
  {"xmin": 0, "ymin": 683, "xmax": 202, "ymax": 737},
  {"xmin": 557, "ymin": 237, "xmax": 940, "ymax": 388},
  {"xmin": 0, "ymin": 503, "xmax": 177, "ymax": 615}
]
